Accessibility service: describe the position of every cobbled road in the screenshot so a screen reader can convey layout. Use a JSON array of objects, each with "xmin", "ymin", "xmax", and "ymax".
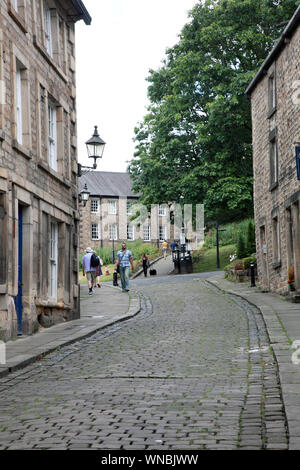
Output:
[{"xmin": 0, "ymin": 274, "xmax": 288, "ymax": 450}]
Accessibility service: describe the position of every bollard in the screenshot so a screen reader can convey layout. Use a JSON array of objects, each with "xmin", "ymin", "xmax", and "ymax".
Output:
[{"xmin": 250, "ymin": 261, "xmax": 256, "ymax": 287}]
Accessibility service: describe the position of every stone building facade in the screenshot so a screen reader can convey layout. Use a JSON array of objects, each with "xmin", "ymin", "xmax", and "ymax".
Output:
[
  {"xmin": 78, "ymin": 171, "xmax": 174, "ymax": 254},
  {"xmin": 0, "ymin": 0, "xmax": 91, "ymax": 340},
  {"xmin": 246, "ymin": 6, "xmax": 300, "ymax": 296}
]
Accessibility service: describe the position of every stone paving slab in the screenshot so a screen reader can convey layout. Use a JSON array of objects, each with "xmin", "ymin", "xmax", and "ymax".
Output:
[
  {"xmin": 1, "ymin": 284, "xmax": 140, "ymax": 376},
  {"xmin": 207, "ymin": 272, "xmax": 300, "ymax": 449}
]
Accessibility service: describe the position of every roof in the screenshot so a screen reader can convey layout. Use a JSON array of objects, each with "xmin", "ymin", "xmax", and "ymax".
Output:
[
  {"xmin": 67, "ymin": 0, "xmax": 91, "ymax": 25},
  {"xmin": 246, "ymin": 5, "xmax": 300, "ymax": 96},
  {"xmin": 78, "ymin": 171, "xmax": 140, "ymax": 198}
]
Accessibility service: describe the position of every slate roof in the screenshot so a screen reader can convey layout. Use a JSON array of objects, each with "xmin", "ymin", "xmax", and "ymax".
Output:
[{"xmin": 78, "ymin": 171, "xmax": 140, "ymax": 198}]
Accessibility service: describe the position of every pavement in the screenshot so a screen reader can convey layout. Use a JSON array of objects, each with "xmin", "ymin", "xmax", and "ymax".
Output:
[
  {"xmin": 207, "ymin": 272, "xmax": 300, "ymax": 450},
  {"xmin": 1, "ymin": 260, "xmax": 300, "ymax": 448}
]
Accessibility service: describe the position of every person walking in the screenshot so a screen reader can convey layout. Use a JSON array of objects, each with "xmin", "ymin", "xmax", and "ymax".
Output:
[
  {"xmin": 94, "ymin": 255, "xmax": 103, "ymax": 288},
  {"xmin": 170, "ymin": 240, "xmax": 178, "ymax": 253},
  {"xmin": 141, "ymin": 253, "xmax": 150, "ymax": 277},
  {"xmin": 161, "ymin": 239, "xmax": 169, "ymax": 259},
  {"xmin": 81, "ymin": 247, "xmax": 97, "ymax": 295},
  {"xmin": 114, "ymin": 243, "xmax": 134, "ymax": 292}
]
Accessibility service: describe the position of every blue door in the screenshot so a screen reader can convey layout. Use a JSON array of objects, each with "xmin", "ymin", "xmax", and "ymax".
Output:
[{"xmin": 14, "ymin": 206, "xmax": 23, "ymax": 335}]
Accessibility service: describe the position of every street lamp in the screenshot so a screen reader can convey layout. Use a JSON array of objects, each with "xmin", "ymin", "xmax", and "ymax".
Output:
[
  {"xmin": 78, "ymin": 125, "xmax": 106, "ymax": 177},
  {"xmin": 78, "ymin": 183, "xmax": 90, "ymax": 207}
]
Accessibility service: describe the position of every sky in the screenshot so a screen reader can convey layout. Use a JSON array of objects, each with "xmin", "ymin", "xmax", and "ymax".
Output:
[{"xmin": 75, "ymin": 0, "xmax": 198, "ymax": 173}]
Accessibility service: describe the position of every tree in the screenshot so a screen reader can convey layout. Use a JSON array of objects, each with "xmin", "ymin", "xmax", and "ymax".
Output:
[
  {"xmin": 128, "ymin": 0, "xmax": 298, "ymax": 223},
  {"xmin": 246, "ymin": 220, "xmax": 256, "ymax": 254},
  {"xmin": 237, "ymin": 233, "xmax": 247, "ymax": 259}
]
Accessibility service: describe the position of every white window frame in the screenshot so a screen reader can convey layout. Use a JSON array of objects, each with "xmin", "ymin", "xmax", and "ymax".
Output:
[
  {"xmin": 43, "ymin": 1, "xmax": 53, "ymax": 57},
  {"xmin": 48, "ymin": 101, "xmax": 57, "ymax": 171},
  {"xmin": 16, "ymin": 64, "xmax": 23, "ymax": 144},
  {"xmin": 127, "ymin": 224, "xmax": 135, "ymax": 241},
  {"xmin": 12, "ymin": 0, "xmax": 18, "ymax": 11},
  {"xmin": 91, "ymin": 199, "xmax": 99, "ymax": 214},
  {"xmin": 109, "ymin": 223, "xmax": 118, "ymax": 241},
  {"xmin": 159, "ymin": 225, "xmax": 167, "ymax": 242},
  {"xmin": 159, "ymin": 205, "xmax": 167, "ymax": 216},
  {"xmin": 50, "ymin": 221, "xmax": 58, "ymax": 300},
  {"xmin": 91, "ymin": 223, "xmax": 100, "ymax": 240},
  {"xmin": 108, "ymin": 200, "xmax": 117, "ymax": 215},
  {"xmin": 127, "ymin": 200, "xmax": 134, "ymax": 215},
  {"xmin": 143, "ymin": 225, "xmax": 151, "ymax": 242}
]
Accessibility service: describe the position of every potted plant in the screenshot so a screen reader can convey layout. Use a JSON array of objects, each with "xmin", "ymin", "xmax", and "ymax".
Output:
[{"xmin": 288, "ymin": 265, "xmax": 295, "ymax": 291}]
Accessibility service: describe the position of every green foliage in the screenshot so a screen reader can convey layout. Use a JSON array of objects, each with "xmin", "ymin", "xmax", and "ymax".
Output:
[
  {"xmin": 203, "ymin": 218, "xmax": 254, "ymax": 249},
  {"xmin": 193, "ymin": 244, "xmax": 236, "ymax": 273},
  {"xmin": 128, "ymin": 0, "xmax": 297, "ymax": 223},
  {"xmin": 246, "ymin": 219, "xmax": 256, "ymax": 254},
  {"xmin": 242, "ymin": 256, "xmax": 257, "ymax": 269},
  {"xmin": 237, "ymin": 233, "xmax": 247, "ymax": 259}
]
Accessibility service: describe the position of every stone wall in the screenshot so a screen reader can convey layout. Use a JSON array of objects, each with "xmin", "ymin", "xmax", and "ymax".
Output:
[
  {"xmin": 250, "ymin": 26, "xmax": 300, "ymax": 294},
  {"xmin": 0, "ymin": 0, "xmax": 83, "ymax": 340}
]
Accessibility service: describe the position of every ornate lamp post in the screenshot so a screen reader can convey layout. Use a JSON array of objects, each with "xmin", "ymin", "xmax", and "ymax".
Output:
[{"xmin": 78, "ymin": 125, "xmax": 106, "ymax": 177}]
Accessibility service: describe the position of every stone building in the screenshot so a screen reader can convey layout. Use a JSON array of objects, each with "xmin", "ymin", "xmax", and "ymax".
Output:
[
  {"xmin": 0, "ymin": 0, "xmax": 91, "ymax": 340},
  {"xmin": 78, "ymin": 171, "xmax": 174, "ymax": 253},
  {"xmin": 246, "ymin": 6, "xmax": 300, "ymax": 296}
]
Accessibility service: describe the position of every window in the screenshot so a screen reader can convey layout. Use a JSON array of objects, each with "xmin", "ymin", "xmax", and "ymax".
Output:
[
  {"xmin": 127, "ymin": 224, "xmax": 134, "ymax": 241},
  {"xmin": 43, "ymin": 1, "xmax": 53, "ymax": 57},
  {"xmin": 91, "ymin": 199, "xmax": 99, "ymax": 213},
  {"xmin": 143, "ymin": 225, "xmax": 151, "ymax": 242},
  {"xmin": 159, "ymin": 205, "xmax": 167, "ymax": 216},
  {"xmin": 109, "ymin": 200, "xmax": 117, "ymax": 215},
  {"xmin": 16, "ymin": 63, "xmax": 23, "ymax": 144},
  {"xmin": 91, "ymin": 223, "xmax": 100, "ymax": 240},
  {"xmin": 272, "ymin": 216, "xmax": 280, "ymax": 265},
  {"xmin": 269, "ymin": 134, "xmax": 278, "ymax": 188},
  {"xmin": 109, "ymin": 223, "xmax": 118, "ymax": 241},
  {"xmin": 50, "ymin": 221, "xmax": 58, "ymax": 300},
  {"xmin": 268, "ymin": 72, "xmax": 276, "ymax": 114},
  {"xmin": 127, "ymin": 200, "xmax": 134, "ymax": 215},
  {"xmin": 14, "ymin": 56, "xmax": 30, "ymax": 148},
  {"xmin": 48, "ymin": 100, "xmax": 57, "ymax": 170},
  {"xmin": 159, "ymin": 225, "xmax": 166, "ymax": 242}
]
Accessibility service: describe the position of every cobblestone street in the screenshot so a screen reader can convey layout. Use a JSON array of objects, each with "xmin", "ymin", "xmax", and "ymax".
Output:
[{"xmin": 0, "ymin": 275, "xmax": 288, "ymax": 450}]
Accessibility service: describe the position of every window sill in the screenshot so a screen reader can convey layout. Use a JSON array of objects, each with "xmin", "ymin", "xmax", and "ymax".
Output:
[
  {"xmin": 12, "ymin": 140, "xmax": 32, "ymax": 159},
  {"xmin": 8, "ymin": 5, "xmax": 27, "ymax": 34},
  {"xmin": 33, "ymin": 36, "xmax": 68, "ymax": 83},
  {"xmin": 37, "ymin": 159, "xmax": 71, "ymax": 188},
  {"xmin": 267, "ymin": 107, "xmax": 277, "ymax": 119},
  {"xmin": 269, "ymin": 181, "xmax": 278, "ymax": 191},
  {"xmin": 272, "ymin": 261, "xmax": 281, "ymax": 269},
  {"xmin": 35, "ymin": 299, "xmax": 72, "ymax": 310}
]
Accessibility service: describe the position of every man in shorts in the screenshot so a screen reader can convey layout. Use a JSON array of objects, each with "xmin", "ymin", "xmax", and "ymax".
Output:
[{"xmin": 81, "ymin": 247, "xmax": 97, "ymax": 295}]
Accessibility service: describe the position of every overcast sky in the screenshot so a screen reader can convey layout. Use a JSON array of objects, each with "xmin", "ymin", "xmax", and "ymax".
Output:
[{"xmin": 75, "ymin": 0, "xmax": 197, "ymax": 173}]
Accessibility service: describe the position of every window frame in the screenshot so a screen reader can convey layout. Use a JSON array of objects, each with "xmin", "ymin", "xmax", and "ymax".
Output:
[
  {"xmin": 43, "ymin": 1, "xmax": 53, "ymax": 57},
  {"xmin": 127, "ymin": 223, "xmax": 135, "ymax": 241},
  {"xmin": 143, "ymin": 224, "xmax": 151, "ymax": 242},
  {"xmin": 50, "ymin": 221, "xmax": 58, "ymax": 300},
  {"xmin": 159, "ymin": 225, "xmax": 167, "ymax": 242},
  {"xmin": 108, "ymin": 200, "xmax": 117, "ymax": 215},
  {"xmin": 91, "ymin": 199, "xmax": 99, "ymax": 214},
  {"xmin": 48, "ymin": 99, "xmax": 57, "ymax": 171},
  {"xmin": 269, "ymin": 128, "xmax": 278, "ymax": 190},
  {"xmin": 91, "ymin": 223, "xmax": 100, "ymax": 240},
  {"xmin": 109, "ymin": 223, "xmax": 118, "ymax": 241}
]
